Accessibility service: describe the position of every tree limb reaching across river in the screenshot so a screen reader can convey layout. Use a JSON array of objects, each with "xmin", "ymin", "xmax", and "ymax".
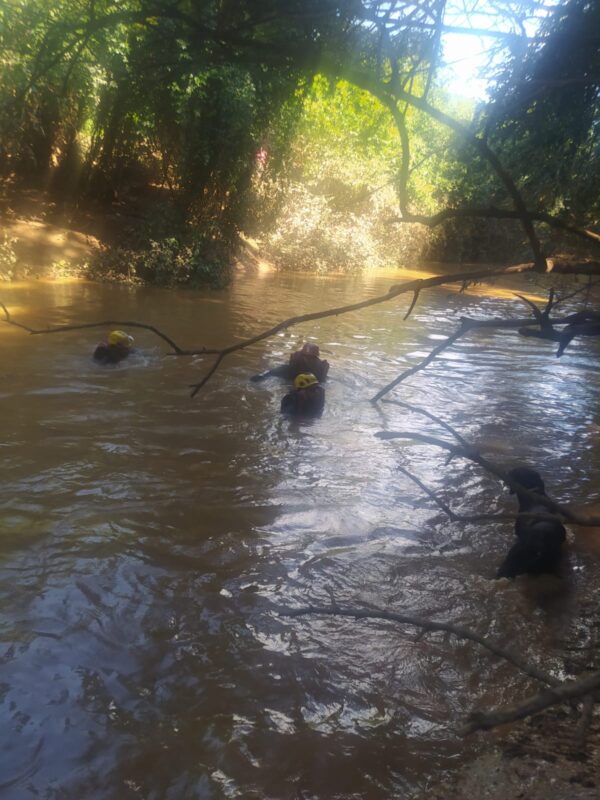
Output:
[
  {"xmin": 1, "ymin": 264, "xmax": 535, "ymax": 377},
  {"xmin": 3, "ymin": 258, "xmax": 599, "ymax": 397},
  {"xmin": 188, "ymin": 262, "xmax": 540, "ymax": 396},
  {"xmin": 0, "ymin": 302, "xmax": 215, "ymax": 356}
]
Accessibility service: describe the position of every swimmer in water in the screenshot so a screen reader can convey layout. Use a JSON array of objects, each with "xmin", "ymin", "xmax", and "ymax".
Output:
[
  {"xmin": 251, "ymin": 343, "xmax": 330, "ymax": 383},
  {"xmin": 93, "ymin": 330, "xmax": 134, "ymax": 364},
  {"xmin": 280, "ymin": 373, "xmax": 325, "ymax": 417},
  {"xmin": 496, "ymin": 467, "xmax": 566, "ymax": 579}
]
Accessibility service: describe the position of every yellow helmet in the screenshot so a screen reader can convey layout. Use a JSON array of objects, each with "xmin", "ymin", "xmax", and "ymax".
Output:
[
  {"xmin": 108, "ymin": 330, "xmax": 134, "ymax": 347},
  {"xmin": 294, "ymin": 372, "xmax": 318, "ymax": 390}
]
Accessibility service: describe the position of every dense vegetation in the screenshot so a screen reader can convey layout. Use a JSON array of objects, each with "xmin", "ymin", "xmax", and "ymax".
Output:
[{"xmin": 1, "ymin": 0, "xmax": 598, "ymax": 282}]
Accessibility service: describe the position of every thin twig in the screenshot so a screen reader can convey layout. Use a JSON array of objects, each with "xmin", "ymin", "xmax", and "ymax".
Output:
[
  {"xmin": 0, "ymin": 303, "xmax": 203, "ymax": 355},
  {"xmin": 381, "ymin": 397, "xmax": 471, "ymax": 447},
  {"xmin": 553, "ymin": 279, "xmax": 600, "ymax": 309},
  {"xmin": 403, "ymin": 289, "xmax": 421, "ymax": 320},
  {"xmin": 189, "ymin": 352, "xmax": 227, "ymax": 396}
]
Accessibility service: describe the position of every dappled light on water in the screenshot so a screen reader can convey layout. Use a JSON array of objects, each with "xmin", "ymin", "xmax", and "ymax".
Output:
[{"xmin": 1, "ymin": 272, "xmax": 599, "ymax": 798}]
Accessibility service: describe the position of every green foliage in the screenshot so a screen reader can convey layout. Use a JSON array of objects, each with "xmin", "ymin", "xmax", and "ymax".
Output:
[
  {"xmin": 257, "ymin": 76, "xmax": 470, "ymax": 271},
  {"xmin": 262, "ymin": 183, "xmax": 426, "ymax": 272},
  {"xmin": 460, "ymin": 0, "xmax": 600, "ymax": 226},
  {"xmin": 89, "ymin": 235, "xmax": 232, "ymax": 289},
  {"xmin": 2, "ymin": 0, "xmax": 595, "ymax": 280}
]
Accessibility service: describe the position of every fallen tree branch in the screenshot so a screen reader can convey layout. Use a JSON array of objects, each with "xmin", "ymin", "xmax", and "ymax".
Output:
[
  {"xmin": 556, "ymin": 319, "xmax": 600, "ymax": 356},
  {"xmin": 1, "ymin": 263, "xmax": 536, "ymax": 392},
  {"xmin": 371, "ymin": 320, "xmax": 471, "ymax": 402},
  {"xmin": 513, "ymin": 293, "xmax": 600, "ymax": 354},
  {"xmin": 403, "ymin": 289, "xmax": 421, "ymax": 320},
  {"xmin": 514, "ymin": 291, "xmax": 553, "ymax": 330},
  {"xmin": 395, "ymin": 464, "xmax": 558, "ymax": 525},
  {"xmin": 381, "ymin": 399, "xmax": 568, "ymax": 523},
  {"xmin": 460, "ymin": 670, "xmax": 600, "ymax": 735},
  {"xmin": 381, "ymin": 397, "xmax": 471, "ymax": 448},
  {"xmin": 284, "ymin": 604, "xmax": 559, "ymax": 687},
  {"xmin": 375, "ymin": 430, "xmax": 600, "ymax": 526},
  {"xmin": 0, "ymin": 302, "xmax": 208, "ymax": 355},
  {"xmin": 5, "ymin": 260, "xmax": 599, "ymax": 397},
  {"xmin": 189, "ymin": 262, "xmax": 538, "ymax": 396},
  {"xmin": 371, "ymin": 315, "xmax": 552, "ymax": 402}
]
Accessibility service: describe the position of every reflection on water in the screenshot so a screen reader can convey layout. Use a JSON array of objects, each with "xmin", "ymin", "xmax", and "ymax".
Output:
[{"xmin": 1, "ymin": 272, "xmax": 600, "ymax": 798}]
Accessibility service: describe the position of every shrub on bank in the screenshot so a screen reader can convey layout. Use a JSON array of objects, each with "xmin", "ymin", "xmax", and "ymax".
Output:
[{"xmin": 88, "ymin": 235, "xmax": 232, "ymax": 289}]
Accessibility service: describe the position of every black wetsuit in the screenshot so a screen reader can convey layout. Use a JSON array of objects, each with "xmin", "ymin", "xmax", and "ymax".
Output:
[
  {"xmin": 281, "ymin": 384, "xmax": 325, "ymax": 417},
  {"xmin": 497, "ymin": 477, "xmax": 566, "ymax": 578},
  {"xmin": 93, "ymin": 343, "xmax": 131, "ymax": 364}
]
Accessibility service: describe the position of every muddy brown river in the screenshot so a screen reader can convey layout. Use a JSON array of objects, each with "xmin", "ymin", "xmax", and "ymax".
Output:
[{"xmin": 1, "ymin": 270, "xmax": 599, "ymax": 799}]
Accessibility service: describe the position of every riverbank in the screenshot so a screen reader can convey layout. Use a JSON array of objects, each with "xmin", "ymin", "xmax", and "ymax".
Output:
[
  {"xmin": 3, "ymin": 185, "xmax": 595, "ymax": 294},
  {"xmin": 420, "ymin": 705, "xmax": 600, "ymax": 800},
  {"xmin": 0, "ymin": 185, "xmax": 234, "ymax": 287}
]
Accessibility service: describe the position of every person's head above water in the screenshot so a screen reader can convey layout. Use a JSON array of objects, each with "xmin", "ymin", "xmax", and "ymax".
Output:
[
  {"xmin": 507, "ymin": 466, "xmax": 545, "ymax": 495},
  {"xmin": 108, "ymin": 330, "xmax": 134, "ymax": 348},
  {"xmin": 294, "ymin": 372, "xmax": 319, "ymax": 390},
  {"xmin": 300, "ymin": 343, "xmax": 320, "ymax": 358},
  {"xmin": 94, "ymin": 330, "xmax": 134, "ymax": 364}
]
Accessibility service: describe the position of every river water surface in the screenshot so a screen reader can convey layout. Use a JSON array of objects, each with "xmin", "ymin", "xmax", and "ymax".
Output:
[{"xmin": 1, "ymin": 270, "xmax": 600, "ymax": 799}]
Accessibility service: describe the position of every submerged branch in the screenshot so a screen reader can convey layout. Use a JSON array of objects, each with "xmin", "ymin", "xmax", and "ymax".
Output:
[
  {"xmin": 380, "ymin": 397, "xmax": 471, "ymax": 448},
  {"xmin": 575, "ymin": 694, "xmax": 596, "ymax": 752},
  {"xmin": 286, "ymin": 605, "xmax": 600, "ymax": 738},
  {"xmin": 461, "ymin": 670, "xmax": 600, "ymax": 735},
  {"xmin": 396, "ymin": 463, "xmax": 565, "ymax": 525},
  {"xmin": 284, "ymin": 604, "xmax": 559, "ymax": 687}
]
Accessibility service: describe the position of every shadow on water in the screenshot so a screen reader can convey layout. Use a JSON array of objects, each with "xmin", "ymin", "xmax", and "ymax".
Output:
[{"xmin": 1, "ymin": 271, "xmax": 600, "ymax": 798}]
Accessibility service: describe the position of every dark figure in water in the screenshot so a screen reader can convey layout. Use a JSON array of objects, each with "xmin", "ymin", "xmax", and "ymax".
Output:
[
  {"xmin": 281, "ymin": 373, "xmax": 325, "ymax": 418},
  {"xmin": 496, "ymin": 467, "xmax": 566, "ymax": 579},
  {"xmin": 93, "ymin": 330, "xmax": 134, "ymax": 364},
  {"xmin": 251, "ymin": 343, "xmax": 330, "ymax": 383}
]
